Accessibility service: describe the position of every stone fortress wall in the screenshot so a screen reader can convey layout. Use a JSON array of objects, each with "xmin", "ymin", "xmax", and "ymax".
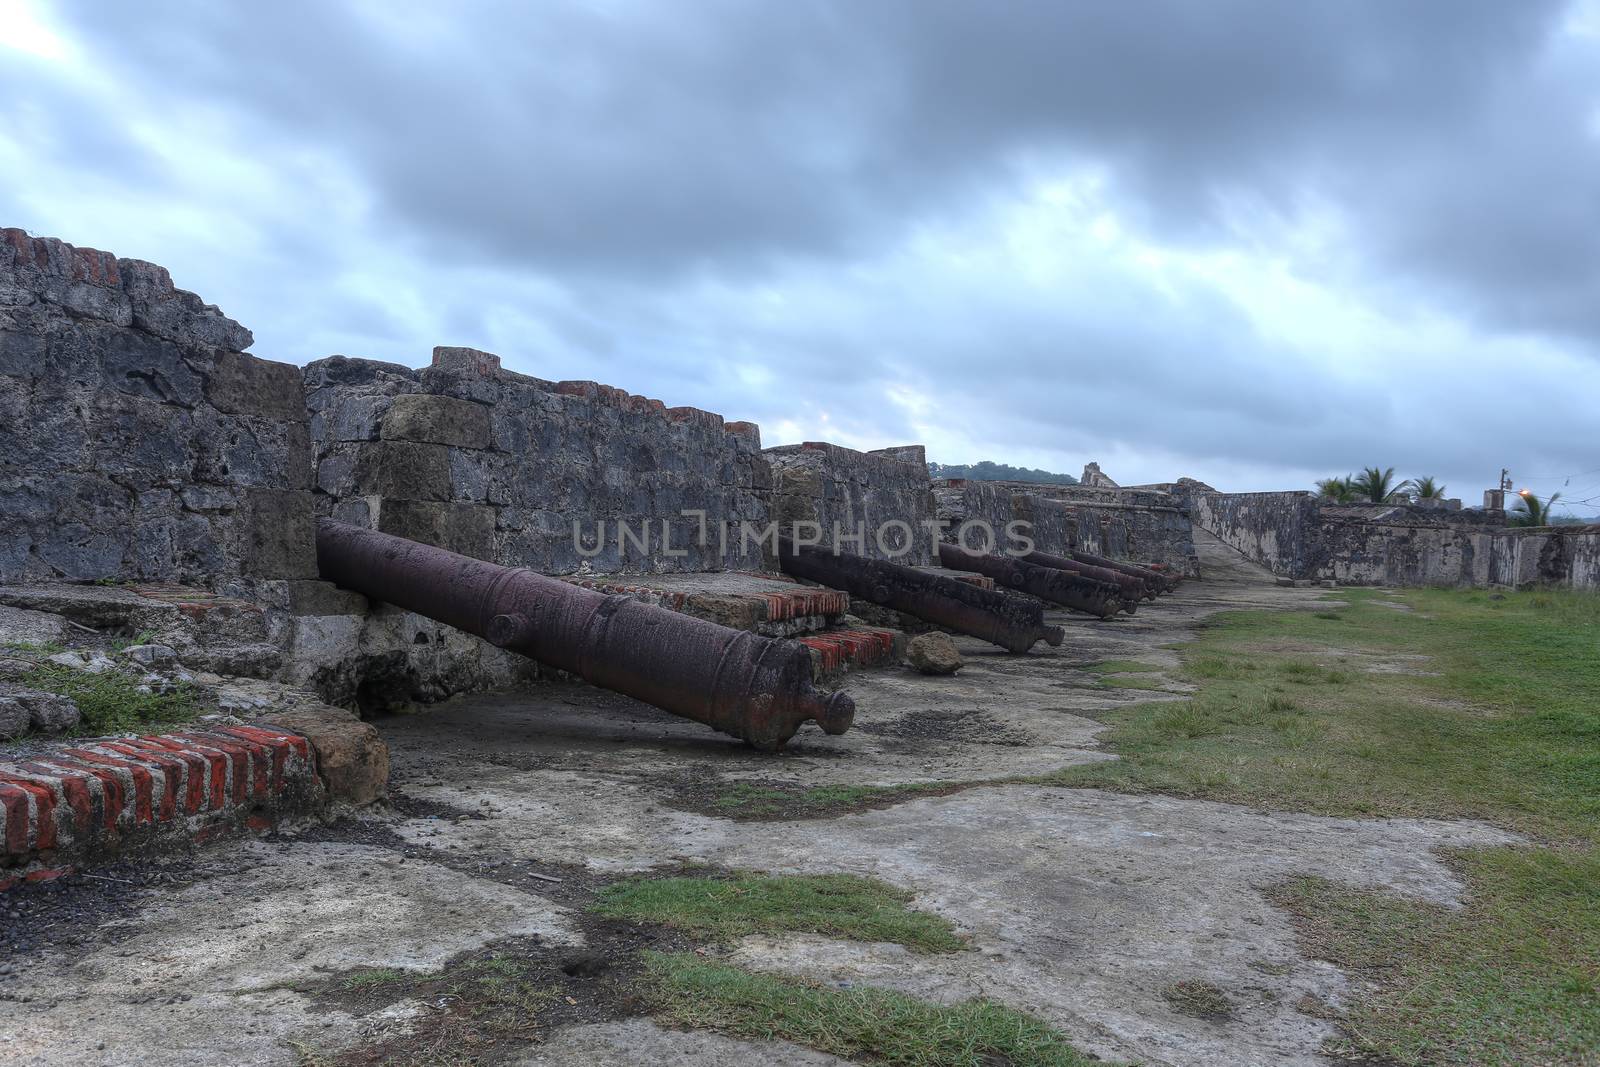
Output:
[
  {"xmin": 7, "ymin": 224, "xmax": 1594, "ymax": 729},
  {"xmin": 932, "ymin": 475, "xmax": 1199, "ymax": 576},
  {"xmin": 765, "ymin": 442, "xmax": 940, "ymax": 565},
  {"xmin": 305, "ymin": 349, "xmax": 769, "ymax": 575},
  {"xmin": 0, "ymin": 228, "xmax": 315, "ymax": 589},
  {"xmin": 0, "ymin": 228, "xmax": 1235, "ymax": 712},
  {"xmin": 1181, "ymin": 485, "xmax": 1600, "ymax": 590}
]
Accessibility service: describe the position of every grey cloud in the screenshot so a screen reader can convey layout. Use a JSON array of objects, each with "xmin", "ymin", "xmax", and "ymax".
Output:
[
  {"xmin": 8, "ymin": 1, "xmax": 1599, "ymax": 499},
  {"xmin": 52, "ymin": 2, "xmax": 1589, "ymax": 316}
]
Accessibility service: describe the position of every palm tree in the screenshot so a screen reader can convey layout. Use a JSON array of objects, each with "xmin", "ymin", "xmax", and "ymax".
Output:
[
  {"xmin": 1352, "ymin": 466, "xmax": 1411, "ymax": 504},
  {"xmin": 1510, "ymin": 490, "xmax": 1561, "ymax": 527},
  {"xmin": 1315, "ymin": 476, "xmax": 1359, "ymax": 502},
  {"xmin": 1410, "ymin": 475, "xmax": 1446, "ymax": 501}
]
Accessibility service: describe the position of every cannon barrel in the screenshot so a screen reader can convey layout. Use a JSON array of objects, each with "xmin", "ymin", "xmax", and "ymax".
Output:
[
  {"xmin": 1017, "ymin": 549, "xmax": 1145, "ymax": 611},
  {"xmin": 1070, "ymin": 550, "xmax": 1176, "ymax": 595},
  {"xmin": 315, "ymin": 520, "xmax": 854, "ymax": 751},
  {"xmin": 775, "ymin": 540, "xmax": 1063, "ymax": 653},
  {"xmin": 937, "ymin": 543, "xmax": 1123, "ymax": 619}
]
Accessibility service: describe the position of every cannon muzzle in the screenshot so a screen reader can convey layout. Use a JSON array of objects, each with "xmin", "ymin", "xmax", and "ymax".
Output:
[
  {"xmin": 316, "ymin": 520, "xmax": 853, "ymax": 751},
  {"xmin": 1017, "ymin": 549, "xmax": 1146, "ymax": 611},
  {"xmin": 1070, "ymin": 550, "xmax": 1178, "ymax": 595},
  {"xmin": 775, "ymin": 540, "xmax": 1063, "ymax": 653},
  {"xmin": 937, "ymin": 543, "xmax": 1123, "ymax": 618}
]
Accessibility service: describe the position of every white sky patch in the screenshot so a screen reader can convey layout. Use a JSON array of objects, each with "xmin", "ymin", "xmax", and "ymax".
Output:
[{"xmin": 0, "ymin": 0, "xmax": 69, "ymax": 60}]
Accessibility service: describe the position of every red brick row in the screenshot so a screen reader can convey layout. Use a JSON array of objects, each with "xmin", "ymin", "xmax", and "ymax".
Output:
[
  {"xmin": 798, "ymin": 627, "xmax": 898, "ymax": 674},
  {"xmin": 763, "ymin": 588, "xmax": 850, "ymax": 621},
  {"xmin": 0, "ymin": 725, "xmax": 317, "ymax": 873}
]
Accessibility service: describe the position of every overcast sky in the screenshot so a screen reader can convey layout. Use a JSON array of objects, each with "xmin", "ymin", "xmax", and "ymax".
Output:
[{"xmin": 3, "ymin": 1, "xmax": 1598, "ymax": 507}]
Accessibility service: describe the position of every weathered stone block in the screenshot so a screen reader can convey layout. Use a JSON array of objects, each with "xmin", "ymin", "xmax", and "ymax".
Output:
[
  {"xmin": 310, "ymin": 392, "xmax": 392, "ymax": 442},
  {"xmin": 0, "ymin": 329, "xmax": 45, "ymax": 377},
  {"xmin": 376, "ymin": 499, "xmax": 495, "ymax": 559},
  {"xmin": 258, "ymin": 579, "xmax": 369, "ymax": 616},
  {"xmin": 380, "ymin": 394, "xmax": 491, "ymax": 449},
  {"xmin": 353, "ymin": 440, "xmax": 451, "ymax": 500},
  {"xmin": 207, "ymin": 350, "xmax": 307, "ymax": 420},
  {"xmin": 242, "ymin": 488, "xmax": 318, "ymax": 578},
  {"xmin": 98, "ymin": 328, "xmax": 204, "ymax": 407},
  {"xmin": 259, "ymin": 705, "xmax": 388, "ymax": 806}
]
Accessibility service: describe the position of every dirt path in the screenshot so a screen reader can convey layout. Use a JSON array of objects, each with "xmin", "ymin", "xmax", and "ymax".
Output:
[{"xmin": 0, "ymin": 543, "xmax": 1520, "ymax": 1066}]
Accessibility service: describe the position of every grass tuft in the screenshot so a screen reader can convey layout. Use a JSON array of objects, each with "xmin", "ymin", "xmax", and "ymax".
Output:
[
  {"xmin": 644, "ymin": 952, "xmax": 1111, "ymax": 1066},
  {"xmin": 593, "ymin": 872, "xmax": 965, "ymax": 954},
  {"xmin": 1042, "ymin": 586, "xmax": 1600, "ymax": 1064},
  {"xmin": 1160, "ymin": 979, "xmax": 1234, "ymax": 1021},
  {"xmin": 1085, "ymin": 659, "xmax": 1162, "ymax": 674},
  {"xmin": 1269, "ymin": 847, "xmax": 1600, "ymax": 1065},
  {"xmin": 710, "ymin": 781, "xmax": 948, "ymax": 820},
  {"xmin": 1094, "ymin": 675, "xmax": 1172, "ymax": 691},
  {"xmin": 21, "ymin": 662, "xmax": 199, "ymax": 735}
]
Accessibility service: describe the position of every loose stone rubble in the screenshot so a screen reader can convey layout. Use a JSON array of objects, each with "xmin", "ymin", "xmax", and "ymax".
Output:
[{"xmin": 905, "ymin": 631, "xmax": 963, "ymax": 675}]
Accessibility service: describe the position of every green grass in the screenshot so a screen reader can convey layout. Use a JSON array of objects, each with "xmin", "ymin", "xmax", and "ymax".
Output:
[
  {"xmin": 1093, "ymin": 675, "xmax": 1172, "ymax": 691},
  {"xmin": 1269, "ymin": 847, "xmax": 1600, "ymax": 1066},
  {"xmin": 21, "ymin": 662, "xmax": 199, "ymax": 735},
  {"xmin": 2, "ymin": 639, "xmax": 65, "ymax": 654},
  {"xmin": 644, "ymin": 952, "xmax": 1111, "ymax": 1067},
  {"xmin": 1042, "ymin": 586, "xmax": 1600, "ymax": 1064},
  {"xmin": 712, "ymin": 781, "xmax": 949, "ymax": 819},
  {"xmin": 1084, "ymin": 659, "xmax": 1162, "ymax": 674},
  {"xmin": 1045, "ymin": 588, "xmax": 1600, "ymax": 843},
  {"xmin": 593, "ymin": 872, "xmax": 966, "ymax": 953}
]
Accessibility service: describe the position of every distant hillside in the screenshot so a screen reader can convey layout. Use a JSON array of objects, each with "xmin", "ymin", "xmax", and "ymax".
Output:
[{"xmin": 928, "ymin": 461, "xmax": 1079, "ymax": 486}]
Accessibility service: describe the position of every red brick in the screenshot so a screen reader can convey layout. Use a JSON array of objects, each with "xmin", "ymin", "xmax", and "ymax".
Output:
[
  {"xmin": 122, "ymin": 740, "xmax": 206, "ymax": 815},
  {"xmin": 174, "ymin": 734, "xmax": 250, "ymax": 802},
  {"xmin": 100, "ymin": 744, "xmax": 186, "ymax": 821},
  {"xmin": 0, "ymin": 784, "xmax": 31, "ymax": 855},
  {"xmin": 202, "ymin": 731, "xmax": 271, "ymax": 797},
  {"xmin": 0, "ymin": 775, "xmax": 56, "ymax": 851},
  {"xmin": 170, "ymin": 742, "xmax": 230, "ymax": 810},
  {"xmin": 31, "ymin": 759, "xmax": 122, "ymax": 831},
  {"xmin": 64, "ymin": 751, "xmax": 154, "ymax": 825}
]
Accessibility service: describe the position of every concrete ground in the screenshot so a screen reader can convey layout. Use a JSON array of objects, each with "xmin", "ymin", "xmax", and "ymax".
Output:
[{"xmin": 0, "ymin": 533, "xmax": 1521, "ymax": 1066}]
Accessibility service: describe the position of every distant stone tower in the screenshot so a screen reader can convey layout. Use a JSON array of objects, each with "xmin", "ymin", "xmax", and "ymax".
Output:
[{"xmin": 1080, "ymin": 462, "xmax": 1119, "ymax": 489}]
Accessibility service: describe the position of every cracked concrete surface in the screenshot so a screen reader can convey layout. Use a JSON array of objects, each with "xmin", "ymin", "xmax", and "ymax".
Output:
[
  {"xmin": 2, "ymin": 842, "xmax": 580, "ymax": 1065},
  {"xmin": 0, "ymin": 532, "xmax": 1521, "ymax": 1066}
]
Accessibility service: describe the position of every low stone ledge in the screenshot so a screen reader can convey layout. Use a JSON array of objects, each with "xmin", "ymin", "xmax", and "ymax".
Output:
[
  {"xmin": 0, "ymin": 721, "xmax": 323, "ymax": 889},
  {"xmin": 0, "ymin": 701, "xmax": 389, "ymax": 889},
  {"xmin": 798, "ymin": 626, "xmax": 901, "ymax": 679}
]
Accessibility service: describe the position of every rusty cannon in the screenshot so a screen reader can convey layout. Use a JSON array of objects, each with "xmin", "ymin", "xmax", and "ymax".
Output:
[
  {"xmin": 1070, "ymin": 550, "xmax": 1179, "ymax": 595},
  {"xmin": 1017, "ymin": 549, "xmax": 1147, "ymax": 611},
  {"xmin": 315, "ymin": 520, "xmax": 854, "ymax": 751},
  {"xmin": 775, "ymin": 539, "xmax": 1064, "ymax": 653},
  {"xmin": 936, "ymin": 543, "xmax": 1124, "ymax": 619}
]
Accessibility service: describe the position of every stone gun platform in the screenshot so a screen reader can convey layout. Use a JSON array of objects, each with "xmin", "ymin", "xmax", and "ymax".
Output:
[
  {"xmin": 557, "ymin": 570, "xmax": 900, "ymax": 678},
  {"xmin": 557, "ymin": 571, "xmax": 849, "ymax": 638}
]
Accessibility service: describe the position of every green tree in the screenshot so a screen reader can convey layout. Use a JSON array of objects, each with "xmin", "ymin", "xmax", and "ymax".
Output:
[
  {"xmin": 1315, "ymin": 476, "xmax": 1359, "ymax": 503},
  {"xmin": 1352, "ymin": 466, "xmax": 1411, "ymax": 504},
  {"xmin": 1510, "ymin": 491, "xmax": 1561, "ymax": 527},
  {"xmin": 1410, "ymin": 475, "xmax": 1446, "ymax": 500}
]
